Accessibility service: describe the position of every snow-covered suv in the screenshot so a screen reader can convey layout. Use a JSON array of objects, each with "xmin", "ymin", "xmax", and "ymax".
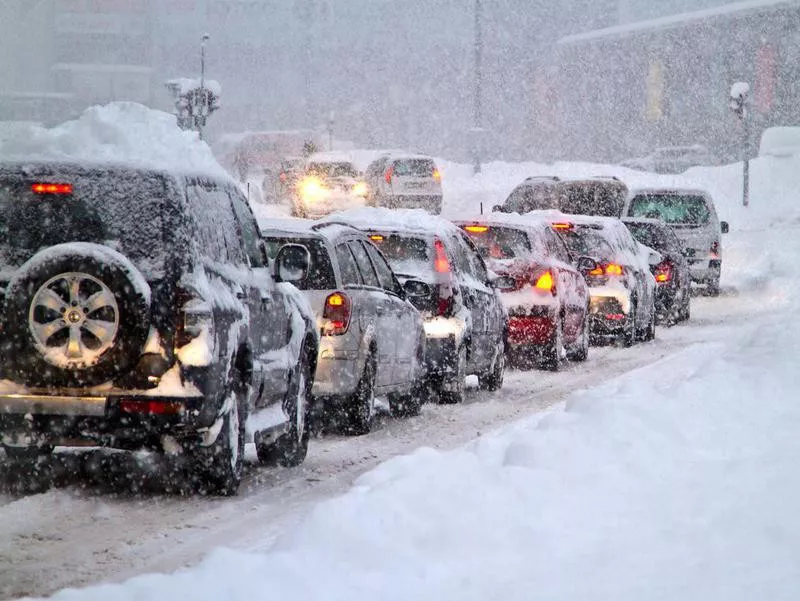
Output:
[{"xmin": 0, "ymin": 162, "xmax": 318, "ymax": 495}]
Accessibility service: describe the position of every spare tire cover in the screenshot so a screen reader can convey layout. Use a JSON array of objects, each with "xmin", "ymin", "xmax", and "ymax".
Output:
[{"xmin": 4, "ymin": 243, "xmax": 151, "ymax": 387}]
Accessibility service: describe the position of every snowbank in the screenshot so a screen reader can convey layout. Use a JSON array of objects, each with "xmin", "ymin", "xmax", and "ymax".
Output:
[{"xmin": 0, "ymin": 102, "xmax": 230, "ymax": 180}]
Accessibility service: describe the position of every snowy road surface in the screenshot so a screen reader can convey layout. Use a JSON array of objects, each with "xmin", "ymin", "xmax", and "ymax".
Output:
[{"xmin": 0, "ymin": 281, "xmax": 771, "ymax": 599}]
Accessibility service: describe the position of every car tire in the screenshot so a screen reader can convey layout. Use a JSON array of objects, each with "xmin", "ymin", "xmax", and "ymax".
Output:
[
  {"xmin": 478, "ymin": 343, "xmax": 505, "ymax": 391},
  {"xmin": 568, "ymin": 311, "xmax": 590, "ymax": 362},
  {"xmin": 4, "ymin": 245, "xmax": 150, "ymax": 387},
  {"xmin": 194, "ymin": 389, "xmax": 245, "ymax": 496},
  {"xmin": 638, "ymin": 305, "xmax": 656, "ymax": 342},
  {"xmin": 620, "ymin": 304, "xmax": 636, "ymax": 348},
  {"xmin": 439, "ymin": 346, "xmax": 466, "ymax": 404},
  {"xmin": 541, "ymin": 318, "xmax": 564, "ymax": 371},
  {"xmin": 256, "ymin": 343, "xmax": 314, "ymax": 467},
  {"xmin": 707, "ymin": 277, "xmax": 721, "ymax": 297},
  {"xmin": 346, "ymin": 355, "xmax": 376, "ymax": 435}
]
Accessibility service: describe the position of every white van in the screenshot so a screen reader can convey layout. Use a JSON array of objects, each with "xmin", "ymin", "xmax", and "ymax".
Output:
[
  {"xmin": 623, "ymin": 188, "xmax": 728, "ymax": 295},
  {"xmin": 364, "ymin": 153, "xmax": 443, "ymax": 214}
]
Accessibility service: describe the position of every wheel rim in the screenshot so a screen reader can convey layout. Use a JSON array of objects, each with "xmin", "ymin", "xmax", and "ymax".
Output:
[{"xmin": 28, "ymin": 272, "xmax": 119, "ymax": 369}]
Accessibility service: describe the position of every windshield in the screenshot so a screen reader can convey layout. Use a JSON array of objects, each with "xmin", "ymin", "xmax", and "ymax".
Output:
[
  {"xmin": 460, "ymin": 226, "xmax": 531, "ymax": 259},
  {"xmin": 0, "ymin": 169, "xmax": 166, "ymax": 278},
  {"xmin": 262, "ymin": 235, "xmax": 336, "ymax": 290},
  {"xmin": 306, "ymin": 162, "xmax": 358, "ymax": 179},
  {"xmin": 628, "ymin": 193, "xmax": 711, "ymax": 225}
]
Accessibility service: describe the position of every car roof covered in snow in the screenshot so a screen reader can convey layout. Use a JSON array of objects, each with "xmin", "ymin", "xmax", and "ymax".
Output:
[
  {"xmin": 453, "ymin": 212, "xmax": 556, "ymax": 232},
  {"xmin": 524, "ymin": 209, "xmax": 624, "ymax": 230},
  {"xmin": 0, "ymin": 158, "xmax": 206, "ymax": 185},
  {"xmin": 627, "ymin": 186, "xmax": 712, "ymax": 199},
  {"xmin": 320, "ymin": 207, "xmax": 459, "ymax": 238},
  {"xmin": 258, "ymin": 218, "xmax": 317, "ymax": 237}
]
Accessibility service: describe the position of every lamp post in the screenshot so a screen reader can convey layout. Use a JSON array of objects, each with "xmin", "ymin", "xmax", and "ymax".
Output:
[
  {"xmin": 472, "ymin": 0, "xmax": 483, "ymax": 175},
  {"xmin": 199, "ymin": 33, "xmax": 210, "ymax": 140},
  {"xmin": 729, "ymin": 81, "xmax": 750, "ymax": 207}
]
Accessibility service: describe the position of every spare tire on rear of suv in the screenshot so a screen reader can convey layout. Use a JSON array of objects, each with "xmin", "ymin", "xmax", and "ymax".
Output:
[{"xmin": 3, "ymin": 243, "xmax": 151, "ymax": 387}]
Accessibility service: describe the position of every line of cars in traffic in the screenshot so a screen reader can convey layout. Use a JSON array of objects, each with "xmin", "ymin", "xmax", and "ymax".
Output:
[{"xmin": 0, "ymin": 155, "xmax": 727, "ymax": 497}]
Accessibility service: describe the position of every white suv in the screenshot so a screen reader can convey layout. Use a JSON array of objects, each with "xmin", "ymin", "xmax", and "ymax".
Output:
[{"xmin": 364, "ymin": 154, "xmax": 443, "ymax": 214}]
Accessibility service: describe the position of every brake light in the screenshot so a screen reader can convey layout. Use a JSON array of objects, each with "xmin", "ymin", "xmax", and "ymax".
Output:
[
  {"xmin": 432, "ymin": 168, "xmax": 441, "ymax": 182},
  {"xmin": 437, "ymin": 286, "xmax": 454, "ymax": 317},
  {"xmin": 464, "ymin": 225, "xmax": 489, "ymax": 233},
  {"xmin": 605, "ymin": 263, "xmax": 624, "ymax": 276},
  {"xmin": 369, "ymin": 234, "xmax": 384, "ymax": 242},
  {"xmin": 434, "ymin": 238, "xmax": 450, "ymax": 273},
  {"xmin": 31, "ymin": 183, "xmax": 73, "ymax": 194},
  {"xmin": 654, "ymin": 260, "xmax": 673, "ymax": 284},
  {"xmin": 384, "ymin": 166, "xmax": 394, "ymax": 184},
  {"xmin": 710, "ymin": 240, "xmax": 720, "ymax": 257},
  {"xmin": 588, "ymin": 265, "xmax": 604, "ymax": 276},
  {"xmin": 534, "ymin": 271, "xmax": 555, "ymax": 293},
  {"xmin": 322, "ymin": 291, "xmax": 351, "ymax": 335},
  {"xmin": 118, "ymin": 399, "xmax": 184, "ymax": 415},
  {"xmin": 552, "ymin": 222, "xmax": 573, "ymax": 230}
]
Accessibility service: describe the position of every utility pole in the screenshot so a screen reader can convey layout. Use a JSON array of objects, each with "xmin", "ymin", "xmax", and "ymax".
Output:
[
  {"xmin": 199, "ymin": 33, "xmax": 210, "ymax": 140},
  {"xmin": 729, "ymin": 81, "xmax": 751, "ymax": 207},
  {"xmin": 472, "ymin": 0, "xmax": 483, "ymax": 175}
]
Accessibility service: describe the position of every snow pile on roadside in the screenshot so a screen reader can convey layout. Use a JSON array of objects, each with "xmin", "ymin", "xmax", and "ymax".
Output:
[
  {"xmin": 0, "ymin": 102, "xmax": 229, "ymax": 179},
  {"xmin": 38, "ymin": 298, "xmax": 800, "ymax": 600}
]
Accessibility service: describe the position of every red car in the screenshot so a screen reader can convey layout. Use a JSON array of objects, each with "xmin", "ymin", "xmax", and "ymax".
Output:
[{"xmin": 456, "ymin": 214, "xmax": 590, "ymax": 370}]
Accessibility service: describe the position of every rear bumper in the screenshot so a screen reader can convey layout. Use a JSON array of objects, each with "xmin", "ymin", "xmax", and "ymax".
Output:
[
  {"xmin": 381, "ymin": 194, "xmax": 442, "ymax": 213},
  {"xmin": 507, "ymin": 311, "xmax": 556, "ymax": 346},
  {"xmin": 312, "ymin": 347, "xmax": 360, "ymax": 397},
  {"xmin": 588, "ymin": 295, "xmax": 629, "ymax": 335},
  {"xmin": 688, "ymin": 258, "xmax": 721, "ymax": 283},
  {"xmin": 424, "ymin": 335, "xmax": 459, "ymax": 377}
]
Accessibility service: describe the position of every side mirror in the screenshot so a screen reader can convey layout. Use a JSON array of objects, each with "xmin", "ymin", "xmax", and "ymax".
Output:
[
  {"xmin": 576, "ymin": 256, "xmax": 599, "ymax": 273},
  {"xmin": 490, "ymin": 274, "xmax": 517, "ymax": 291},
  {"xmin": 403, "ymin": 278, "xmax": 432, "ymax": 299},
  {"xmin": 720, "ymin": 221, "xmax": 729, "ymax": 234},
  {"xmin": 274, "ymin": 243, "xmax": 310, "ymax": 284},
  {"xmin": 492, "ymin": 204, "xmax": 504, "ymax": 213}
]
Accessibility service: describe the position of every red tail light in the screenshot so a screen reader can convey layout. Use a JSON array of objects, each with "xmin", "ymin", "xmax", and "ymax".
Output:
[
  {"xmin": 534, "ymin": 271, "xmax": 556, "ymax": 295},
  {"xmin": 432, "ymin": 168, "xmax": 441, "ymax": 182},
  {"xmin": 434, "ymin": 238, "xmax": 450, "ymax": 273},
  {"xmin": 588, "ymin": 265, "xmax": 604, "ymax": 276},
  {"xmin": 384, "ymin": 166, "xmax": 394, "ymax": 184},
  {"xmin": 552, "ymin": 222, "xmax": 573, "ymax": 230},
  {"xmin": 437, "ymin": 289, "xmax": 454, "ymax": 317},
  {"xmin": 118, "ymin": 399, "xmax": 184, "ymax": 415},
  {"xmin": 31, "ymin": 183, "xmax": 73, "ymax": 194},
  {"xmin": 654, "ymin": 260, "xmax": 673, "ymax": 284},
  {"xmin": 605, "ymin": 263, "xmax": 624, "ymax": 276},
  {"xmin": 322, "ymin": 291, "xmax": 351, "ymax": 335},
  {"xmin": 710, "ymin": 240, "xmax": 720, "ymax": 257},
  {"xmin": 279, "ymin": 172, "xmax": 288, "ymax": 183}
]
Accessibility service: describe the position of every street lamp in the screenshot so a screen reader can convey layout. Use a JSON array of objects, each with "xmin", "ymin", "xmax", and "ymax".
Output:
[
  {"xmin": 729, "ymin": 81, "xmax": 750, "ymax": 207},
  {"xmin": 199, "ymin": 33, "xmax": 210, "ymax": 140}
]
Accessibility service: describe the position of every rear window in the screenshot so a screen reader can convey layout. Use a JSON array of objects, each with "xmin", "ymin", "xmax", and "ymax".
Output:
[
  {"xmin": 0, "ymin": 170, "xmax": 167, "ymax": 277},
  {"xmin": 628, "ymin": 194, "xmax": 711, "ymax": 225},
  {"xmin": 625, "ymin": 222, "xmax": 672, "ymax": 252},
  {"xmin": 560, "ymin": 182, "xmax": 625, "ymax": 217},
  {"xmin": 262, "ymin": 235, "xmax": 336, "ymax": 290},
  {"xmin": 555, "ymin": 225, "xmax": 615, "ymax": 260},
  {"xmin": 392, "ymin": 159, "xmax": 435, "ymax": 178},
  {"xmin": 367, "ymin": 233, "xmax": 430, "ymax": 276},
  {"xmin": 460, "ymin": 225, "xmax": 531, "ymax": 259},
  {"xmin": 505, "ymin": 183, "xmax": 558, "ymax": 212},
  {"xmin": 306, "ymin": 162, "xmax": 358, "ymax": 178}
]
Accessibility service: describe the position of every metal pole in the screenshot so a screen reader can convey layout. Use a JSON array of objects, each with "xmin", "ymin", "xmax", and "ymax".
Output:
[
  {"xmin": 742, "ymin": 113, "xmax": 750, "ymax": 207},
  {"xmin": 472, "ymin": 0, "xmax": 483, "ymax": 175},
  {"xmin": 199, "ymin": 34, "xmax": 209, "ymax": 140}
]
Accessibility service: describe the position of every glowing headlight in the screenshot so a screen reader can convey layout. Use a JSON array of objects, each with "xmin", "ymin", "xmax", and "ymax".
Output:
[
  {"xmin": 298, "ymin": 176, "xmax": 328, "ymax": 203},
  {"xmin": 352, "ymin": 181, "xmax": 368, "ymax": 197}
]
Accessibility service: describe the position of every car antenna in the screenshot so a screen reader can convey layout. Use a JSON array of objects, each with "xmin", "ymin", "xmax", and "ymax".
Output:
[
  {"xmin": 246, "ymin": 182, "xmax": 251, "ymax": 203},
  {"xmin": 480, "ymin": 202, "xmax": 484, "ymax": 215}
]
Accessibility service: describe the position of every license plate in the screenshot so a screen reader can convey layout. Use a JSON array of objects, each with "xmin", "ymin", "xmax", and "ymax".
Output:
[{"xmin": 405, "ymin": 182, "xmax": 426, "ymax": 190}]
